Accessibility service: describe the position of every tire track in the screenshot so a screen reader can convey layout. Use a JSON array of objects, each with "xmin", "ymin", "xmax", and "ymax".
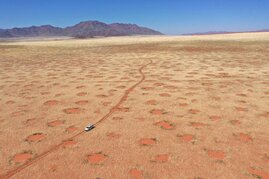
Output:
[{"xmin": 1, "ymin": 60, "xmax": 152, "ymax": 179}]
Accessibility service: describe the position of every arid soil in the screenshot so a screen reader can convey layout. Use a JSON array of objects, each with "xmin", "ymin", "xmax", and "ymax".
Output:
[{"xmin": 0, "ymin": 33, "xmax": 269, "ymax": 179}]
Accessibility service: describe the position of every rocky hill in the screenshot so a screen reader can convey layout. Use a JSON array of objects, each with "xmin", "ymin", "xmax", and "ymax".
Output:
[{"xmin": 0, "ymin": 21, "xmax": 163, "ymax": 38}]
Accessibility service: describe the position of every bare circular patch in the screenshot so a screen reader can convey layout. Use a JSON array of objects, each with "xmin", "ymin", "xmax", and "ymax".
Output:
[
  {"xmin": 87, "ymin": 153, "xmax": 107, "ymax": 164},
  {"xmin": 179, "ymin": 103, "xmax": 188, "ymax": 107},
  {"xmin": 75, "ymin": 100, "xmax": 89, "ymax": 105},
  {"xmin": 207, "ymin": 150, "xmax": 225, "ymax": 160},
  {"xmin": 13, "ymin": 152, "xmax": 32, "ymax": 163},
  {"xmin": 150, "ymin": 109, "xmax": 166, "ymax": 115},
  {"xmin": 63, "ymin": 107, "xmax": 83, "ymax": 114},
  {"xmin": 146, "ymin": 99, "xmax": 157, "ymax": 105},
  {"xmin": 154, "ymin": 121, "xmax": 174, "ymax": 130},
  {"xmin": 6, "ymin": 100, "xmax": 15, "ymax": 105},
  {"xmin": 43, "ymin": 100, "xmax": 59, "ymax": 106},
  {"xmin": 188, "ymin": 109, "xmax": 200, "ymax": 114},
  {"xmin": 159, "ymin": 93, "xmax": 171, "ymax": 97},
  {"xmin": 139, "ymin": 138, "xmax": 156, "ymax": 146},
  {"xmin": 179, "ymin": 134, "xmax": 194, "ymax": 142},
  {"xmin": 77, "ymin": 92, "xmax": 87, "ymax": 96},
  {"xmin": 66, "ymin": 126, "xmax": 78, "ymax": 133},
  {"xmin": 191, "ymin": 122, "xmax": 206, "ymax": 128},
  {"xmin": 107, "ymin": 132, "xmax": 121, "ymax": 139},
  {"xmin": 62, "ymin": 140, "xmax": 77, "ymax": 148},
  {"xmin": 230, "ymin": 120, "xmax": 241, "ymax": 125},
  {"xmin": 129, "ymin": 168, "xmax": 143, "ymax": 179},
  {"xmin": 112, "ymin": 116, "xmax": 123, "ymax": 121},
  {"xmin": 26, "ymin": 133, "xmax": 46, "ymax": 142},
  {"xmin": 235, "ymin": 106, "xmax": 248, "ymax": 112},
  {"xmin": 238, "ymin": 133, "xmax": 252, "ymax": 142},
  {"xmin": 153, "ymin": 154, "xmax": 169, "ymax": 163},
  {"xmin": 248, "ymin": 167, "xmax": 269, "ymax": 179},
  {"xmin": 209, "ymin": 115, "xmax": 221, "ymax": 121},
  {"xmin": 48, "ymin": 120, "xmax": 64, "ymax": 127}
]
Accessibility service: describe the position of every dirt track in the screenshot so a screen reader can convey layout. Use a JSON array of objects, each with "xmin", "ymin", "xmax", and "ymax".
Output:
[{"xmin": 0, "ymin": 33, "xmax": 269, "ymax": 178}]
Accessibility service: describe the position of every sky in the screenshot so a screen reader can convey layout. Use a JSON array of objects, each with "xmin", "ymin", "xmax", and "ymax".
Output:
[{"xmin": 0, "ymin": 0, "xmax": 269, "ymax": 35}]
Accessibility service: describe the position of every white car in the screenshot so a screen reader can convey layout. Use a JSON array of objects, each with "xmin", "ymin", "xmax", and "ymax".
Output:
[{"xmin": 84, "ymin": 124, "xmax": 95, "ymax": 132}]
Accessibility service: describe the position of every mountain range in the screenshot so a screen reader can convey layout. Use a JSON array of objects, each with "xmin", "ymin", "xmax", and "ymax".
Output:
[
  {"xmin": 183, "ymin": 29, "xmax": 269, "ymax": 35},
  {"xmin": 0, "ymin": 21, "xmax": 163, "ymax": 38}
]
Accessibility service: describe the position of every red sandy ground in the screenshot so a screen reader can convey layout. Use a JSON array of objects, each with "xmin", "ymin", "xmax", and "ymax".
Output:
[{"xmin": 0, "ymin": 35, "xmax": 269, "ymax": 178}]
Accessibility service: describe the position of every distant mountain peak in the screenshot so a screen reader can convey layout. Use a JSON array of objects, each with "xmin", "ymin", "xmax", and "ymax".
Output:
[
  {"xmin": 0, "ymin": 20, "xmax": 163, "ymax": 38},
  {"xmin": 75, "ymin": 20, "xmax": 107, "ymax": 26},
  {"xmin": 183, "ymin": 29, "xmax": 269, "ymax": 36}
]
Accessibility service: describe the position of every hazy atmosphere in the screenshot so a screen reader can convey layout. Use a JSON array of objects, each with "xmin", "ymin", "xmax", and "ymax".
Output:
[{"xmin": 1, "ymin": 0, "xmax": 269, "ymax": 34}]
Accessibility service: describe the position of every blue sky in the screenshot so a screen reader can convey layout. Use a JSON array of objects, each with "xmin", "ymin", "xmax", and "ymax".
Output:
[{"xmin": 0, "ymin": 0, "xmax": 269, "ymax": 34}]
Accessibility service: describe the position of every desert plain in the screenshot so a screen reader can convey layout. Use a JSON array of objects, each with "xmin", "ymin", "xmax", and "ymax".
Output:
[{"xmin": 0, "ymin": 33, "xmax": 269, "ymax": 179}]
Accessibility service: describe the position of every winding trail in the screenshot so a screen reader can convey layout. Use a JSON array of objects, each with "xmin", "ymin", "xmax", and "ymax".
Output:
[{"xmin": 1, "ymin": 60, "xmax": 153, "ymax": 179}]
